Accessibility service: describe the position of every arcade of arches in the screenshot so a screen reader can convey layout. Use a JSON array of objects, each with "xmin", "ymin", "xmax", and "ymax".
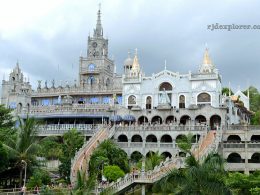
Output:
[{"xmin": 136, "ymin": 114, "xmax": 222, "ymax": 129}]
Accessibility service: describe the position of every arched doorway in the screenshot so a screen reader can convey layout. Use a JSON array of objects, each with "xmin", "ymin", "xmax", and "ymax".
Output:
[
  {"xmin": 161, "ymin": 152, "xmax": 172, "ymax": 159},
  {"xmin": 146, "ymin": 96, "xmax": 152, "ymax": 109},
  {"xmin": 165, "ymin": 115, "xmax": 177, "ymax": 124},
  {"xmin": 178, "ymin": 152, "xmax": 186, "ymax": 157},
  {"xmin": 251, "ymin": 135, "xmax": 260, "ymax": 142},
  {"xmin": 131, "ymin": 135, "xmax": 143, "ymax": 142},
  {"xmin": 227, "ymin": 135, "xmax": 241, "ymax": 142},
  {"xmin": 176, "ymin": 134, "xmax": 187, "ymax": 143},
  {"xmin": 250, "ymin": 153, "xmax": 260, "ymax": 163},
  {"xmin": 191, "ymin": 134, "xmax": 201, "ymax": 143},
  {"xmin": 227, "ymin": 153, "xmax": 243, "ymax": 163},
  {"xmin": 130, "ymin": 151, "xmax": 143, "ymax": 163},
  {"xmin": 180, "ymin": 115, "xmax": 191, "ymax": 125},
  {"xmin": 138, "ymin": 116, "xmax": 148, "ymax": 125},
  {"xmin": 118, "ymin": 134, "xmax": 128, "ymax": 142},
  {"xmin": 210, "ymin": 115, "xmax": 221, "ymax": 130},
  {"xmin": 160, "ymin": 134, "xmax": 172, "ymax": 143},
  {"xmin": 146, "ymin": 134, "xmax": 157, "ymax": 142},
  {"xmin": 146, "ymin": 151, "xmax": 155, "ymax": 158},
  {"xmin": 195, "ymin": 115, "xmax": 206, "ymax": 125},
  {"xmin": 151, "ymin": 116, "xmax": 162, "ymax": 124},
  {"xmin": 17, "ymin": 103, "xmax": 22, "ymax": 113}
]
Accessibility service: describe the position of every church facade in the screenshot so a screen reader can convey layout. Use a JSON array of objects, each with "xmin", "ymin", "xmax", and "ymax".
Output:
[{"xmin": 1, "ymin": 7, "xmax": 258, "ymax": 174}]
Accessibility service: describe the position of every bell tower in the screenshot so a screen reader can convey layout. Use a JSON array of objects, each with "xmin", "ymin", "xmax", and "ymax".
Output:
[{"xmin": 79, "ymin": 5, "xmax": 114, "ymax": 88}]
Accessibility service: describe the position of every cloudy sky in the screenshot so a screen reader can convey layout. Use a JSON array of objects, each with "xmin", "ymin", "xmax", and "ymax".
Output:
[{"xmin": 0, "ymin": 0, "xmax": 260, "ymax": 91}]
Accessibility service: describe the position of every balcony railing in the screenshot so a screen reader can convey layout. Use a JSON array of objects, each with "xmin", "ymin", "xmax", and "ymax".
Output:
[
  {"xmin": 115, "ymin": 125, "xmax": 207, "ymax": 132},
  {"xmin": 37, "ymin": 124, "xmax": 100, "ymax": 136},
  {"xmin": 225, "ymin": 125, "xmax": 260, "ymax": 131},
  {"xmin": 26, "ymin": 104, "xmax": 112, "ymax": 115},
  {"xmin": 222, "ymin": 142, "xmax": 260, "ymax": 149}
]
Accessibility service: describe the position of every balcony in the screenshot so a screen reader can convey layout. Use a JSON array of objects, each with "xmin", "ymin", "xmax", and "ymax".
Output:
[
  {"xmin": 37, "ymin": 124, "xmax": 100, "ymax": 136},
  {"xmin": 115, "ymin": 125, "xmax": 207, "ymax": 132},
  {"xmin": 25, "ymin": 104, "xmax": 111, "ymax": 117}
]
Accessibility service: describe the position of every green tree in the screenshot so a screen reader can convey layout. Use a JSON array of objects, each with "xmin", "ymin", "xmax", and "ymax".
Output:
[
  {"xmin": 225, "ymin": 172, "xmax": 260, "ymax": 195},
  {"xmin": 0, "ymin": 104, "xmax": 15, "ymax": 143},
  {"xmin": 0, "ymin": 142, "xmax": 8, "ymax": 172},
  {"xmin": 251, "ymin": 111, "xmax": 260, "ymax": 125},
  {"xmin": 3, "ymin": 116, "xmax": 41, "ymax": 186},
  {"xmin": 144, "ymin": 151, "xmax": 163, "ymax": 171},
  {"xmin": 89, "ymin": 140, "xmax": 129, "ymax": 178},
  {"xmin": 38, "ymin": 136, "xmax": 62, "ymax": 160},
  {"xmin": 222, "ymin": 87, "xmax": 233, "ymax": 96},
  {"xmin": 59, "ymin": 128, "xmax": 84, "ymax": 183},
  {"xmin": 27, "ymin": 169, "xmax": 51, "ymax": 189},
  {"xmin": 103, "ymin": 165, "xmax": 125, "ymax": 182},
  {"xmin": 153, "ymin": 134, "xmax": 230, "ymax": 195},
  {"xmin": 74, "ymin": 170, "xmax": 96, "ymax": 195}
]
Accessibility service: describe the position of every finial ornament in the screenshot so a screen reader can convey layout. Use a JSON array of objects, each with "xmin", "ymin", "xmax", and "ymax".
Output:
[
  {"xmin": 164, "ymin": 60, "xmax": 167, "ymax": 70},
  {"xmin": 135, "ymin": 48, "xmax": 138, "ymax": 56}
]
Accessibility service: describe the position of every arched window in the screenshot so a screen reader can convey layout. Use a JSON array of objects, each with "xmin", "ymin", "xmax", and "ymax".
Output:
[
  {"xmin": 128, "ymin": 95, "xmax": 136, "ymax": 105},
  {"xmin": 146, "ymin": 96, "xmax": 152, "ymax": 109},
  {"xmin": 159, "ymin": 82, "xmax": 172, "ymax": 91},
  {"xmin": 106, "ymin": 78, "xmax": 110, "ymax": 87},
  {"xmin": 197, "ymin": 93, "xmax": 211, "ymax": 104},
  {"xmin": 179, "ymin": 95, "xmax": 185, "ymax": 108},
  {"xmin": 88, "ymin": 76, "xmax": 95, "ymax": 85},
  {"xmin": 88, "ymin": 64, "xmax": 95, "ymax": 71}
]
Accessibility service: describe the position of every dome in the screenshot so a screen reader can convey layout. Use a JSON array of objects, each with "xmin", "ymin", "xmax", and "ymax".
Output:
[{"xmin": 124, "ymin": 57, "xmax": 133, "ymax": 66}]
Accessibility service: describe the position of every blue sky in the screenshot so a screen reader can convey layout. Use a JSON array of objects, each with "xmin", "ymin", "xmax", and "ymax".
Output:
[{"xmin": 0, "ymin": 0, "xmax": 259, "ymax": 91}]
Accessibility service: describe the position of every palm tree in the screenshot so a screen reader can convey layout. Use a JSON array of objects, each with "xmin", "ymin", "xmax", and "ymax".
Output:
[
  {"xmin": 145, "ymin": 151, "xmax": 164, "ymax": 171},
  {"xmin": 3, "ymin": 116, "xmax": 41, "ymax": 186},
  {"xmin": 153, "ymin": 134, "xmax": 231, "ymax": 195},
  {"xmin": 74, "ymin": 170, "xmax": 96, "ymax": 195}
]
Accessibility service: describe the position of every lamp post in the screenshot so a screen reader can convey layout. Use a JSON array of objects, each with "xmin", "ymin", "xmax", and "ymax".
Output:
[{"xmin": 21, "ymin": 160, "xmax": 27, "ymax": 194}]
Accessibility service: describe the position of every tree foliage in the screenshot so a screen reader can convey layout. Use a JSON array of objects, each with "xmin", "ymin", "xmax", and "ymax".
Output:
[
  {"xmin": 0, "ymin": 142, "xmax": 8, "ymax": 172},
  {"xmin": 74, "ymin": 170, "xmax": 96, "ymax": 195},
  {"xmin": 3, "ymin": 116, "xmax": 41, "ymax": 186},
  {"xmin": 38, "ymin": 136, "xmax": 62, "ymax": 160},
  {"xmin": 0, "ymin": 104, "xmax": 15, "ymax": 143},
  {"xmin": 153, "ymin": 134, "xmax": 230, "ymax": 195},
  {"xmin": 225, "ymin": 171, "xmax": 260, "ymax": 195},
  {"xmin": 89, "ymin": 140, "xmax": 129, "ymax": 179},
  {"xmin": 59, "ymin": 128, "xmax": 84, "ymax": 183},
  {"xmin": 27, "ymin": 169, "xmax": 51, "ymax": 189},
  {"xmin": 103, "ymin": 165, "xmax": 125, "ymax": 182}
]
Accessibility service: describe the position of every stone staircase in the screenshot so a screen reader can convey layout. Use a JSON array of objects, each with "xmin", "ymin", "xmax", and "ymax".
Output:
[
  {"xmin": 70, "ymin": 125, "xmax": 115, "ymax": 184},
  {"xmin": 193, "ymin": 128, "xmax": 222, "ymax": 161},
  {"xmin": 101, "ymin": 157, "xmax": 184, "ymax": 194},
  {"xmin": 101, "ymin": 128, "xmax": 222, "ymax": 194}
]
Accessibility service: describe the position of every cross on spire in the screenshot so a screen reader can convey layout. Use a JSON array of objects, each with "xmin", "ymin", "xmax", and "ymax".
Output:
[{"xmin": 94, "ymin": 3, "xmax": 103, "ymax": 37}]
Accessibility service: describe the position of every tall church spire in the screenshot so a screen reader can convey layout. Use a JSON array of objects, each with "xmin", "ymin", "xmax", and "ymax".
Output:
[
  {"xmin": 199, "ymin": 47, "xmax": 216, "ymax": 74},
  {"xmin": 132, "ymin": 48, "xmax": 140, "ymax": 72},
  {"xmin": 94, "ymin": 3, "xmax": 103, "ymax": 38}
]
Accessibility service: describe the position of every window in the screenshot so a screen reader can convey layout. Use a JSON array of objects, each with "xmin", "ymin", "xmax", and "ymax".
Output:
[
  {"xmin": 146, "ymin": 96, "xmax": 152, "ymax": 109},
  {"xmin": 197, "ymin": 93, "xmax": 211, "ymax": 104},
  {"xmin": 88, "ymin": 64, "xmax": 95, "ymax": 71},
  {"xmin": 159, "ymin": 82, "xmax": 172, "ymax": 91},
  {"xmin": 179, "ymin": 95, "xmax": 185, "ymax": 108},
  {"xmin": 88, "ymin": 76, "xmax": 95, "ymax": 85},
  {"xmin": 128, "ymin": 95, "xmax": 136, "ymax": 105}
]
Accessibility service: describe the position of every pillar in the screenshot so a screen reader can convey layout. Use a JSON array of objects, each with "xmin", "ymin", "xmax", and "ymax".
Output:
[{"xmin": 141, "ymin": 184, "xmax": 145, "ymax": 195}]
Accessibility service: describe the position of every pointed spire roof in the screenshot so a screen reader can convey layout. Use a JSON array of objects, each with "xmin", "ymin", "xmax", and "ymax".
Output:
[
  {"xmin": 132, "ymin": 48, "xmax": 140, "ymax": 71},
  {"xmin": 94, "ymin": 3, "xmax": 103, "ymax": 38},
  {"xmin": 202, "ymin": 48, "xmax": 212, "ymax": 65}
]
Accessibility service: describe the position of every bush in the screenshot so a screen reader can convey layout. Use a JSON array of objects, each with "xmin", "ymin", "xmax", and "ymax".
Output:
[
  {"xmin": 103, "ymin": 165, "xmax": 125, "ymax": 182},
  {"xmin": 27, "ymin": 169, "xmax": 51, "ymax": 189}
]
